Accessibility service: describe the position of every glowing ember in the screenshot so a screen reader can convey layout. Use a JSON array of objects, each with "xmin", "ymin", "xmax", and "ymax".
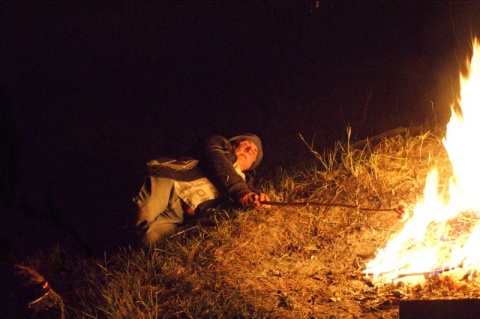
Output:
[{"xmin": 364, "ymin": 38, "xmax": 480, "ymax": 284}]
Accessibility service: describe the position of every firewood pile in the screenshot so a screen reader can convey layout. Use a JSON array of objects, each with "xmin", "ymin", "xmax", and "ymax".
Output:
[{"xmin": 0, "ymin": 262, "xmax": 65, "ymax": 319}]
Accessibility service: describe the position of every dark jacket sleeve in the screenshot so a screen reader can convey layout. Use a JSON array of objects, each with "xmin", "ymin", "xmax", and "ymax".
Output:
[{"xmin": 195, "ymin": 134, "xmax": 253, "ymax": 200}]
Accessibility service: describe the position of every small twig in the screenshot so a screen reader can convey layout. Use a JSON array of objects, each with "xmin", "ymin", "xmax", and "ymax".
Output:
[
  {"xmin": 170, "ymin": 226, "xmax": 200, "ymax": 237},
  {"xmin": 361, "ymin": 91, "xmax": 372, "ymax": 127}
]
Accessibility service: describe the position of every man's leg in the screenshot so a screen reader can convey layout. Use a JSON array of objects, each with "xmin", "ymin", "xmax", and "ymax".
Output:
[{"xmin": 133, "ymin": 177, "xmax": 184, "ymax": 245}]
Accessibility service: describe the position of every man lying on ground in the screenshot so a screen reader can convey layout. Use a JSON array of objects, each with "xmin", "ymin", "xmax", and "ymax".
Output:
[{"xmin": 131, "ymin": 133, "xmax": 271, "ymax": 245}]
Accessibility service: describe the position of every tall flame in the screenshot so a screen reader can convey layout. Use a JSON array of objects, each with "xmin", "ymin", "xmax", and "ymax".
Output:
[{"xmin": 365, "ymin": 38, "xmax": 480, "ymax": 283}]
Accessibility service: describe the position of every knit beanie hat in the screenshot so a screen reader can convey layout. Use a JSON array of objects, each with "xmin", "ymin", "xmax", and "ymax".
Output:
[{"xmin": 228, "ymin": 133, "xmax": 263, "ymax": 169}]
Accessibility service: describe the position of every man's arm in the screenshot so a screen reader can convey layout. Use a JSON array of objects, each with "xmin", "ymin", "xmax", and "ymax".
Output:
[
  {"xmin": 238, "ymin": 192, "xmax": 271, "ymax": 210},
  {"xmin": 196, "ymin": 135, "xmax": 252, "ymax": 200}
]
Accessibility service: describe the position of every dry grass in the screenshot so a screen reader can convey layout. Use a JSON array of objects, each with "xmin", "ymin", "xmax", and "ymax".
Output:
[{"xmin": 24, "ymin": 124, "xmax": 480, "ymax": 318}]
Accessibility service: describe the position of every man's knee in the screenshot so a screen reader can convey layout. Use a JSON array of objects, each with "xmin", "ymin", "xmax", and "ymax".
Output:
[
  {"xmin": 133, "ymin": 177, "xmax": 176, "ymax": 224},
  {"xmin": 143, "ymin": 223, "xmax": 178, "ymax": 245}
]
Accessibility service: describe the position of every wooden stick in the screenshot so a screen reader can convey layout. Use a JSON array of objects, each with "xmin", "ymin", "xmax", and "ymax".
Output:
[{"xmin": 260, "ymin": 201, "xmax": 401, "ymax": 214}]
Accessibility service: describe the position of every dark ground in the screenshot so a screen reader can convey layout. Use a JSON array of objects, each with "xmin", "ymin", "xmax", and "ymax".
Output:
[{"xmin": 0, "ymin": 1, "xmax": 479, "ymax": 257}]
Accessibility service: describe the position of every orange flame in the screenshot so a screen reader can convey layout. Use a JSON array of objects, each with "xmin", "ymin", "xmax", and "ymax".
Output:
[{"xmin": 365, "ymin": 38, "xmax": 480, "ymax": 284}]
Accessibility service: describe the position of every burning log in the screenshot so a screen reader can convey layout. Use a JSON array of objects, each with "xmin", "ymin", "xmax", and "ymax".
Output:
[{"xmin": 365, "ymin": 264, "xmax": 461, "ymax": 281}]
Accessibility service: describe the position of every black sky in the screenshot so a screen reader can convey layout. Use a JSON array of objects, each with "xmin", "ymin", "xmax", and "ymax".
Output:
[{"xmin": 1, "ymin": 1, "xmax": 479, "ymax": 255}]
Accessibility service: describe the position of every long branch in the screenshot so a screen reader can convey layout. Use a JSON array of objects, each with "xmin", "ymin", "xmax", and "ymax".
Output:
[{"xmin": 260, "ymin": 201, "xmax": 401, "ymax": 214}]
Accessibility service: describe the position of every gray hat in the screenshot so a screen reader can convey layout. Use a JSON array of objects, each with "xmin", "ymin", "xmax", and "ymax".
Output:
[{"xmin": 228, "ymin": 133, "xmax": 263, "ymax": 169}]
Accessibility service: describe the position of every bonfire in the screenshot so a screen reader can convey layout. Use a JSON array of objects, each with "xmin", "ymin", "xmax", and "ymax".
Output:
[{"xmin": 365, "ymin": 37, "xmax": 480, "ymax": 285}]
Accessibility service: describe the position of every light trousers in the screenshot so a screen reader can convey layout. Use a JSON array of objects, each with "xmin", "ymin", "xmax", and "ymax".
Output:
[{"xmin": 134, "ymin": 177, "xmax": 184, "ymax": 245}]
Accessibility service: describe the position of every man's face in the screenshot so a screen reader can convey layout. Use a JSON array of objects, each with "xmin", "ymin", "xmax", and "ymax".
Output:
[{"xmin": 235, "ymin": 140, "xmax": 258, "ymax": 171}]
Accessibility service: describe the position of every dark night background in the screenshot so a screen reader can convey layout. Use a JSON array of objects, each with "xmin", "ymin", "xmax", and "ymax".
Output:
[{"xmin": 1, "ymin": 1, "xmax": 479, "ymax": 256}]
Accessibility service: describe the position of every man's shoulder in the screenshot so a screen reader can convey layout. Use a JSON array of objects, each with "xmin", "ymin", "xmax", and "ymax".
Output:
[
  {"xmin": 188, "ymin": 134, "xmax": 233, "ymax": 158},
  {"xmin": 204, "ymin": 134, "xmax": 230, "ymax": 145}
]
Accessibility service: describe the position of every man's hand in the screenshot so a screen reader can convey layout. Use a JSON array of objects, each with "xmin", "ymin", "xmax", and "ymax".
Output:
[{"xmin": 238, "ymin": 192, "xmax": 271, "ymax": 210}]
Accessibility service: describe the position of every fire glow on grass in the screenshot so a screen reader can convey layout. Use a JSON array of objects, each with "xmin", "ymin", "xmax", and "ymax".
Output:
[{"xmin": 364, "ymin": 38, "xmax": 480, "ymax": 284}]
